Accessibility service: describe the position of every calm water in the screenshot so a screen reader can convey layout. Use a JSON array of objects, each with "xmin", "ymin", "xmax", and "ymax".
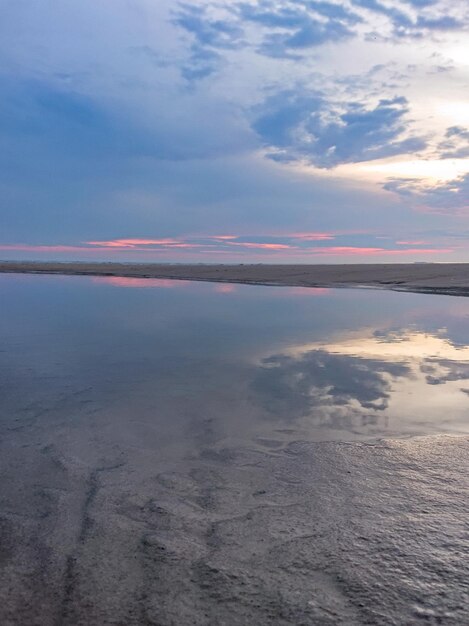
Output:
[
  {"xmin": 2, "ymin": 272, "xmax": 469, "ymax": 446},
  {"xmin": 1, "ymin": 273, "xmax": 469, "ymax": 625}
]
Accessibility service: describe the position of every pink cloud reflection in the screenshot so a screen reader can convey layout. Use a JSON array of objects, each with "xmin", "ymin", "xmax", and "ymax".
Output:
[
  {"xmin": 286, "ymin": 287, "xmax": 331, "ymax": 296},
  {"xmin": 213, "ymin": 283, "xmax": 237, "ymax": 293},
  {"xmin": 91, "ymin": 277, "xmax": 186, "ymax": 288}
]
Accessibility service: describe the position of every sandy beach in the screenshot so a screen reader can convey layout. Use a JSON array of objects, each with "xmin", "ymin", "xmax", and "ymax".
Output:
[{"xmin": 2, "ymin": 261, "xmax": 469, "ymax": 296}]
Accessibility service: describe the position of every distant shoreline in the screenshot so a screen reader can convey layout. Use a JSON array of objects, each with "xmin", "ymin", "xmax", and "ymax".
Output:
[{"xmin": 2, "ymin": 260, "xmax": 469, "ymax": 297}]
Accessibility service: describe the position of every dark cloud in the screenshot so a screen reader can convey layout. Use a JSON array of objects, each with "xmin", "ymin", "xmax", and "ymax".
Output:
[{"xmin": 253, "ymin": 89, "xmax": 426, "ymax": 167}]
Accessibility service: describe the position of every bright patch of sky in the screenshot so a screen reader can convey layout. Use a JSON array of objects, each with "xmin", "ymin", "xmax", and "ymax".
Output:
[{"xmin": 1, "ymin": 0, "xmax": 468, "ymax": 261}]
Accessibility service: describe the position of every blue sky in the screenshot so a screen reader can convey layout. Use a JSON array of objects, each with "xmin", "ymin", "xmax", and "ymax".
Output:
[{"xmin": 1, "ymin": 0, "xmax": 468, "ymax": 262}]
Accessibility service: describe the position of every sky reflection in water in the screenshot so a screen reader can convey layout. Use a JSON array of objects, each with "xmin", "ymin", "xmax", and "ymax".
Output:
[{"xmin": 2, "ymin": 273, "xmax": 469, "ymax": 446}]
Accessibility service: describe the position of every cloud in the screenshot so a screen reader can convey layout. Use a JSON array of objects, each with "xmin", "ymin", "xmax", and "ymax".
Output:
[
  {"xmin": 415, "ymin": 15, "xmax": 463, "ymax": 31},
  {"xmin": 226, "ymin": 241, "xmax": 293, "ymax": 249},
  {"xmin": 436, "ymin": 126, "xmax": 469, "ymax": 159},
  {"xmin": 382, "ymin": 177, "xmax": 422, "ymax": 196},
  {"xmin": 171, "ymin": 0, "xmax": 365, "ymax": 63},
  {"xmin": 180, "ymin": 44, "xmax": 223, "ymax": 81},
  {"xmin": 238, "ymin": 0, "xmax": 362, "ymax": 28},
  {"xmin": 253, "ymin": 90, "xmax": 426, "ymax": 167},
  {"xmin": 0, "ymin": 79, "xmax": 117, "ymax": 158},
  {"xmin": 172, "ymin": 3, "xmax": 243, "ymax": 79},
  {"xmin": 174, "ymin": 3, "xmax": 243, "ymax": 49},
  {"xmin": 1, "ymin": 0, "xmax": 468, "ymax": 261},
  {"xmin": 287, "ymin": 232, "xmax": 335, "ymax": 241},
  {"xmin": 172, "ymin": 0, "xmax": 468, "ymax": 67},
  {"xmin": 238, "ymin": 0, "xmax": 361, "ymax": 58},
  {"xmin": 395, "ymin": 240, "xmax": 429, "ymax": 245},
  {"xmin": 0, "ymin": 74, "xmax": 257, "ymax": 242},
  {"xmin": 86, "ymin": 238, "xmax": 203, "ymax": 249},
  {"xmin": 401, "ymin": 0, "xmax": 438, "ymax": 5},
  {"xmin": 421, "ymin": 358, "xmax": 469, "ymax": 385},
  {"xmin": 1, "ymin": 234, "xmax": 452, "ymax": 262},
  {"xmin": 237, "ymin": 3, "xmax": 309, "ymax": 29},
  {"xmin": 352, "ymin": 0, "xmax": 466, "ymax": 39},
  {"xmin": 303, "ymin": 246, "xmax": 452, "ymax": 256},
  {"xmin": 0, "ymin": 76, "xmax": 254, "ymax": 167},
  {"xmin": 384, "ymin": 172, "xmax": 469, "ymax": 215},
  {"xmin": 259, "ymin": 21, "xmax": 353, "ymax": 58}
]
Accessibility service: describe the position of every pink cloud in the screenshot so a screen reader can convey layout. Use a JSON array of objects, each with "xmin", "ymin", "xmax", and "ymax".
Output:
[
  {"xmin": 287, "ymin": 232, "xmax": 335, "ymax": 241},
  {"xmin": 307, "ymin": 246, "xmax": 453, "ymax": 256},
  {"xmin": 395, "ymin": 240, "xmax": 429, "ymax": 246},
  {"xmin": 0, "ymin": 239, "xmax": 454, "ymax": 261},
  {"xmin": 266, "ymin": 287, "xmax": 331, "ymax": 297},
  {"xmin": 0, "ymin": 244, "xmax": 98, "ymax": 252},
  {"xmin": 161, "ymin": 243, "xmax": 206, "ymax": 248},
  {"xmin": 86, "ymin": 238, "xmax": 184, "ymax": 248},
  {"xmin": 204, "ymin": 235, "xmax": 238, "ymax": 240},
  {"xmin": 227, "ymin": 242, "xmax": 293, "ymax": 250},
  {"xmin": 88, "ymin": 239, "xmax": 210, "ymax": 250}
]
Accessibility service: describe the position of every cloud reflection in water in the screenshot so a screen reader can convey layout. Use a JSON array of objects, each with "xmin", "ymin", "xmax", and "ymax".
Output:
[{"xmin": 252, "ymin": 328, "xmax": 469, "ymax": 437}]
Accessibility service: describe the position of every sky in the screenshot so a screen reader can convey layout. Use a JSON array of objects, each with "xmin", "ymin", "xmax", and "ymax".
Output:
[{"xmin": 1, "ymin": 0, "xmax": 468, "ymax": 263}]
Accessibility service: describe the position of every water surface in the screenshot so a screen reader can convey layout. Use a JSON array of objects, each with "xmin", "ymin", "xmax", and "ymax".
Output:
[
  {"xmin": 1, "ymin": 274, "xmax": 468, "ymax": 625},
  {"xmin": 2, "ymin": 273, "xmax": 469, "ymax": 446}
]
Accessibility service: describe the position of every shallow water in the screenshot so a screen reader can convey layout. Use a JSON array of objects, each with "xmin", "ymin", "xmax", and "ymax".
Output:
[
  {"xmin": 0, "ymin": 274, "xmax": 468, "ymax": 624},
  {"xmin": 2, "ymin": 273, "xmax": 469, "ymax": 445}
]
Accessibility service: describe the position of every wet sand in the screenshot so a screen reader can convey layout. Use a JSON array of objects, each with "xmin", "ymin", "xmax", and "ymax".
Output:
[
  {"xmin": 3, "ymin": 260, "xmax": 469, "ymax": 296},
  {"xmin": 1, "ymin": 410, "xmax": 468, "ymax": 624},
  {"xmin": 1, "ymin": 358, "xmax": 468, "ymax": 624}
]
